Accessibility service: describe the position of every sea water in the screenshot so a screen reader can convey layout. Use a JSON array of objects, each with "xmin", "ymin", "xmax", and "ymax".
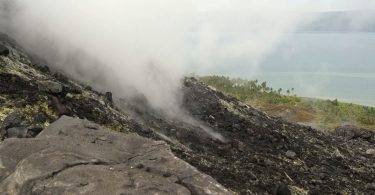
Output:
[
  {"xmin": 252, "ymin": 32, "xmax": 375, "ymax": 107},
  {"xmin": 214, "ymin": 32, "xmax": 375, "ymax": 107},
  {"xmin": 251, "ymin": 71, "xmax": 375, "ymax": 107}
]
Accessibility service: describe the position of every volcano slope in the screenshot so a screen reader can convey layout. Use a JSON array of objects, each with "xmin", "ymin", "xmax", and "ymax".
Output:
[
  {"xmin": 1, "ymin": 34, "xmax": 375, "ymax": 194},
  {"xmin": 120, "ymin": 78, "xmax": 375, "ymax": 195}
]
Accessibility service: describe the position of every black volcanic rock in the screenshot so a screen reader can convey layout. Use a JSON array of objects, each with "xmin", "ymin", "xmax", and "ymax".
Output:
[
  {"xmin": 334, "ymin": 125, "xmax": 374, "ymax": 142},
  {"xmin": 1, "ymin": 112, "xmax": 23, "ymax": 130},
  {"xmin": 119, "ymin": 78, "xmax": 375, "ymax": 194},
  {"xmin": 37, "ymin": 80, "xmax": 63, "ymax": 94},
  {"xmin": 0, "ymin": 44, "xmax": 9, "ymax": 56},
  {"xmin": 6, "ymin": 126, "xmax": 27, "ymax": 138},
  {"xmin": 105, "ymin": 91, "xmax": 113, "ymax": 102}
]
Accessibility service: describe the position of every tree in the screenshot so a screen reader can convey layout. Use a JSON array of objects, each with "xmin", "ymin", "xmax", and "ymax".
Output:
[{"xmin": 261, "ymin": 81, "xmax": 267, "ymax": 91}]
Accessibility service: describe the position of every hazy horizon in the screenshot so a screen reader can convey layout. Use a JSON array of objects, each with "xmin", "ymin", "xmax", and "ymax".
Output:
[{"xmin": 196, "ymin": 30, "xmax": 375, "ymax": 107}]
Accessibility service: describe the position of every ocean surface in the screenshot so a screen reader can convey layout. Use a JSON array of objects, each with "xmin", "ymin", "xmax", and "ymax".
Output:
[
  {"xmin": 203, "ymin": 32, "xmax": 375, "ymax": 107},
  {"xmin": 251, "ymin": 72, "xmax": 375, "ymax": 107}
]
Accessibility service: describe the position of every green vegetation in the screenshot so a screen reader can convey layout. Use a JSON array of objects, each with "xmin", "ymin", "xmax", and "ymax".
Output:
[
  {"xmin": 200, "ymin": 75, "xmax": 300, "ymax": 104},
  {"xmin": 199, "ymin": 75, "xmax": 375, "ymax": 131}
]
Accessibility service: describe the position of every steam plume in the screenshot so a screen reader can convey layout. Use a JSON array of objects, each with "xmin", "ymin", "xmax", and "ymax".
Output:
[{"xmin": 3, "ymin": 0, "xmax": 366, "ymax": 139}]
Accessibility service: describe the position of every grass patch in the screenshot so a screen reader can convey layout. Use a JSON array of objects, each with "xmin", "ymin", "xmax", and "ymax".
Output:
[{"xmin": 199, "ymin": 75, "xmax": 375, "ymax": 131}]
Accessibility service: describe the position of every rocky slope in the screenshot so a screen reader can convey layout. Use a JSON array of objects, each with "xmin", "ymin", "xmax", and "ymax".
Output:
[
  {"xmin": 1, "ymin": 33, "xmax": 375, "ymax": 194},
  {"xmin": 122, "ymin": 78, "xmax": 375, "ymax": 195}
]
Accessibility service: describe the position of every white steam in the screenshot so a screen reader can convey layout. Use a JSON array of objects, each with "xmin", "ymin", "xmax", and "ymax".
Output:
[
  {"xmin": 1, "ymin": 0, "xmax": 192, "ymax": 116},
  {"xmin": 0, "ymin": 0, "xmax": 343, "ymax": 140}
]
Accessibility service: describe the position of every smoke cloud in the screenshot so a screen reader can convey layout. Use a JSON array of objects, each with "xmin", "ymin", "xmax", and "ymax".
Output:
[
  {"xmin": 0, "ymin": 0, "xmax": 338, "ymax": 139},
  {"xmin": 0, "ymin": 0, "xmax": 193, "ymax": 115}
]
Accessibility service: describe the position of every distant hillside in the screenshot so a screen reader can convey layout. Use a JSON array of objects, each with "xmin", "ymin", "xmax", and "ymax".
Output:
[{"xmin": 298, "ymin": 11, "xmax": 375, "ymax": 32}]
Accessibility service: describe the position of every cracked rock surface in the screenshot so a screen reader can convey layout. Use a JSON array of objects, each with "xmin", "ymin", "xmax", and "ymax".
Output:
[{"xmin": 0, "ymin": 116, "xmax": 232, "ymax": 195}]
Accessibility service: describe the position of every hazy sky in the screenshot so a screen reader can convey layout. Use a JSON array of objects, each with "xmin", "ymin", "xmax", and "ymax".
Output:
[
  {"xmin": 283, "ymin": 0, "xmax": 375, "ymax": 11},
  {"xmin": 197, "ymin": 0, "xmax": 375, "ymax": 12}
]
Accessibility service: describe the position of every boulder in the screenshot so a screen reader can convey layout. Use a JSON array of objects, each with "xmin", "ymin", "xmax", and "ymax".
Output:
[
  {"xmin": 334, "ymin": 125, "xmax": 374, "ymax": 142},
  {"xmin": 37, "ymin": 80, "xmax": 63, "ymax": 94},
  {"xmin": 0, "ymin": 116, "xmax": 232, "ymax": 195},
  {"xmin": 1, "ymin": 112, "xmax": 23, "ymax": 130},
  {"xmin": 366, "ymin": 149, "xmax": 375, "ymax": 155},
  {"xmin": 0, "ymin": 112, "xmax": 24, "ymax": 138},
  {"xmin": 0, "ymin": 44, "xmax": 9, "ymax": 56},
  {"xmin": 6, "ymin": 127, "xmax": 28, "ymax": 138},
  {"xmin": 105, "ymin": 92, "xmax": 113, "ymax": 102},
  {"xmin": 34, "ymin": 111, "xmax": 48, "ymax": 123},
  {"xmin": 27, "ymin": 125, "xmax": 44, "ymax": 137},
  {"xmin": 285, "ymin": 150, "xmax": 297, "ymax": 158},
  {"xmin": 273, "ymin": 184, "xmax": 292, "ymax": 195},
  {"xmin": 366, "ymin": 183, "xmax": 375, "ymax": 191}
]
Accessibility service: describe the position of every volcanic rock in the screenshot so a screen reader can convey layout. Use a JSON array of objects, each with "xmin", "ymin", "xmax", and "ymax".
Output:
[
  {"xmin": 0, "ymin": 116, "xmax": 232, "ymax": 195},
  {"xmin": 273, "ymin": 184, "xmax": 292, "ymax": 195},
  {"xmin": 26, "ymin": 125, "xmax": 44, "ymax": 137},
  {"xmin": 0, "ymin": 44, "xmax": 9, "ymax": 56},
  {"xmin": 334, "ymin": 125, "xmax": 374, "ymax": 142},
  {"xmin": 366, "ymin": 149, "xmax": 375, "ymax": 155},
  {"xmin": 105, "ymin": 91, "xmax": 113, "ymax": 102},
  {"xmin": 0, "ymin": 112, "xmax": 24, "ymax": 138},
  {"xmin": 34, "ymin": 111, "xmax": 48, "ymax": 123},
  {"xmin": 6, "ymin": 127, "xmax": 28, "ymax": 138},
  {"xmin": 285, "ymin": 150, "xmax": 297, "ymax": 158},
  {"xmin": 37, "ymin": 80, "xmax": 63, "ymax": 94},
  {"xmin": 1, "ymin": 112, "xmax": 22, "ymax": 127},
  {"xmin": 365, "ymin": 183, "xmax": 375, "ymax": 191}
]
